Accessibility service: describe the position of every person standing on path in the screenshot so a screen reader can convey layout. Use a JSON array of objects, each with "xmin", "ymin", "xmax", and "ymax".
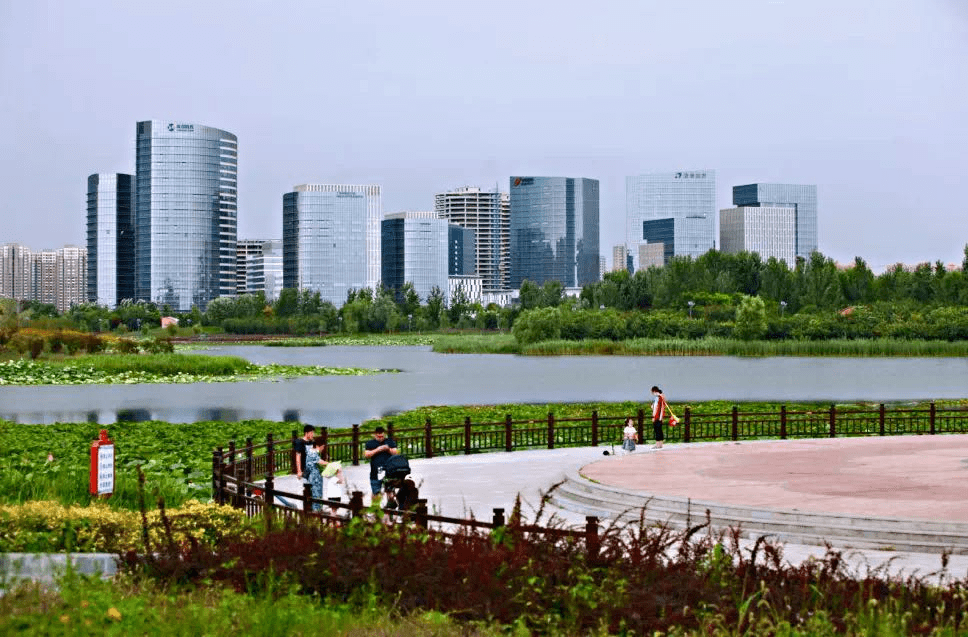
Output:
[
  {"xmin": 294, "ymin": 424, "xmax": 316, "ymax": 483},
  {"xmin": 651, "ymin": 386, "xmax": 669, "ymax": 449},
  {"xmin": 364, "ymin": 426, "xmax": 399, "ymax": 506}
]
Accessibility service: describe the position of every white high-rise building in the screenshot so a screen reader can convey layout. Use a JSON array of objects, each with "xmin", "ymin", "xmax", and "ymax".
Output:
[
  {"xmin": 283, "ymin": 184, "xmax": 382, "ymax": 306},
  {"xmin": 626, "ymin": 170, "xmax": 716, "ymax": 269},
  {"xmin": 286, "ymin": 184, "xmax": 382, "ymax": 291},
  {"xmin": 434, "ymin": 187, "xmax": 509, "ymax": 292},
  {"xmin": 719, "ymin": 207, "xmax": 796, "ymax": 265}
]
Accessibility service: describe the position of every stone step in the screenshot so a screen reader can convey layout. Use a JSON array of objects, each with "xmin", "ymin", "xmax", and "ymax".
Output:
[{"xmin": 550, "ymin": 473, "xmax": 968, "ymax": 554}]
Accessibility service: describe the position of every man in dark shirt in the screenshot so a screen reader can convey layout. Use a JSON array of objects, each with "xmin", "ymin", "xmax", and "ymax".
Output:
[
  {"xmin": 363, "ymin": 426, "xmax": 398, "ymax": 506},
  {"xmin": 293, "ymin": 424, "xmax": 316, "ymax": 483}
]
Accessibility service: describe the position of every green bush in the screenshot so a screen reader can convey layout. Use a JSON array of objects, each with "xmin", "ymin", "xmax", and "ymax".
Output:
[{"xmin": 512, "ymin": 307, "xmax": 562, "ymax": 345}]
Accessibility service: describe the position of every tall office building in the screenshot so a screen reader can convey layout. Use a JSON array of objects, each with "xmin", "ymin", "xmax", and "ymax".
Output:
[
  {"xmin": 509, "ymin": 176, "xmax": 600, "ymax": 288},
  {"xmin": 732, "ymin": 184, "xmax": 817, "ymax": 260},
  {"xmin": 626, "ymin": 170, "xmax": 716, "ymax": 267},
  {"xmin": 134, "ymin": 120, "xmax": 237, "ymax": 311},
  {"xmin": 720, "ymin": 207, "xmax": 796, "ymax": 264},
  {"xmin": 236, "ymin": 239, "xmax": 265, "ymax": 295},
  {"xmin": 0, "ymin": 243, "xmax": 32, "ymax": 301},
  {"xmin": 599, "ymin": 256, "xmax": 607, "ymax": 281},
  {"xmin": 434, "ymin": 187, "xmax": 509, "ymax": 291},
  {"xmin": 283, "ymin": 184, "xmax": 380, "ymax": 306},
  {"xmin": 612, "ymin": 245, "xmax": 629, "ymax": 272},
  {"xmin": 448, "ymin": 224, "xmax": 476, "ymax": 276},
  {"xmin": 87, "ymin": 173, "xmax": 134, "ymax": 307},
  {"xmin": 381, "ymin": 212, "xmax": 449, "ymax": 304},
  {"xmin": 244, "ymin": 239, "xmax": 283, "ymax": 301}
]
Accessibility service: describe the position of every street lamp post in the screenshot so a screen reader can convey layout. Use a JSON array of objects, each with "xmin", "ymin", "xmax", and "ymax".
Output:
[
  {"xmin": 687, "ymin": 300, "xmax": 695, "ymax": 319},
  {"xmin": 780, "ymin": 301, "xmax": 787, "ymax": 317},
  {"xmin": 408, "ymin": 313, "xmax": 413, "ymax": 333}
]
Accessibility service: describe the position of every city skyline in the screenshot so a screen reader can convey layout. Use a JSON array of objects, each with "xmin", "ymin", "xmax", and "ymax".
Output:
[{"xmin": 1, "ymin": 1, "xmax": 965, "ymax": 272}]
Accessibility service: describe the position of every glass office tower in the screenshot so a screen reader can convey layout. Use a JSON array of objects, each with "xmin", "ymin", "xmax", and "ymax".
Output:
[
  {"xmin": 283, "ymin": 185, "xmax": 379, "ymax": 306},
  {"xmin": 626, "ymin": 170, "xmax": 716, "ymax": 268},
  {"xmin": 134, "ymin": 120, "xmax": 237, "ymax": 311},
  {"xmin": 86, "ymin": 173, "xmax": 134, "ymax": 307},
  {"xmin": 509, "ymin": 176, "xmax": 600, "ymax": 288},
  {"xmin": 732, "ymin": 183, "xmax": 817, "ymax": 260},
  {"xmin": 381, "ymin": 213, "xmax": 449, "ymax": 304}
]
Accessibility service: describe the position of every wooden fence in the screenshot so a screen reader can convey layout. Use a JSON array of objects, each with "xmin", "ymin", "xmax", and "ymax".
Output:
[{"xmin": 211, "ymin": 402, "xmax": 967, "ymax": 540}]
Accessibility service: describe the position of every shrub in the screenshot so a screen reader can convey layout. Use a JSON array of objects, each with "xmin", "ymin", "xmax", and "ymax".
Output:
[
  {"xmin": 734, "ymin": 295, "xmax": 767, "ymax": 341},
  {"xmin": 142, "ymin": 337, "xmax": 174, "ymax": 354},
  {"xmin": 512, "ymin": 307, "xmax": 561, "ymax": 345},
  {"xmin": 112, "ymin": 338, "xmax": 140, "ymax": 354},
  {"xmin": 0, "ymin": 500, "xmax": 254, "ymax": 553}
]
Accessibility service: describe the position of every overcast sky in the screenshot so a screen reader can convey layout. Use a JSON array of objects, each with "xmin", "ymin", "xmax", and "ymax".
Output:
[{"xmin": 1, "ymin": 0, "xmax": 965, "ymax": 271}]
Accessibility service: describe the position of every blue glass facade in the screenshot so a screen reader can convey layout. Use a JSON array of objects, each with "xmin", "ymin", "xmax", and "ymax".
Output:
[
  {"xmin": 732, "ymin": 183, "xmax": 817, "ymax": 260},
  {"xmin": 509, "ymin": 177, "xmax": 600, "ymax": 288},
  {"xmin": 134, "ymin": 121, "xmax": 237, "ymax": 311},
  {"xmin": 283, "ymin": 188, "xmax": 369, "ymax": 306},
  {"xmin": 381, "ymin": 216, "xmax": 449, "ymax": 303},
  {"xmin": 626, "ymin": 170, "xmax": 716, "ymax": 267},
  {"xmin": 86, "ymin": 173, "xmax": 134, "ymax": 307},
  {"xmin": 448, "ymin": 224, "xmax": 476, "ymax": 276}
]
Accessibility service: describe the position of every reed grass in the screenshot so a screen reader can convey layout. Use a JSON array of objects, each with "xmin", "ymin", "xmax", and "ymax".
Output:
[
  {"xmin": 521, "ymin": 337, "xmax": 968, "ymax": 357},
  {"xmin": 47, "ymin": 353, "xmax": 257, "ymax": 375}
]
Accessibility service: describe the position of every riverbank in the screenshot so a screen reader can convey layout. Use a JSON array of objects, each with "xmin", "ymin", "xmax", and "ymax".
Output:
[{"xmin": 0, "ymin": 354, "xmax": 389, "ymax": 386}]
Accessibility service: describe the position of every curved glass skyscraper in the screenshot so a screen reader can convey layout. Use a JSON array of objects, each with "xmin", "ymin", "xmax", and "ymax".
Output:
[{"xmin": 135, "ymin": 120, "xmax": 237, "ymax": 311}]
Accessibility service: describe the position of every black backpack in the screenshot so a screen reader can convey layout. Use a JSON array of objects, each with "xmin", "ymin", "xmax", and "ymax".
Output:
[{"xmin": 384, "ymin": 454, "xmax": 411, "ymax": 480}]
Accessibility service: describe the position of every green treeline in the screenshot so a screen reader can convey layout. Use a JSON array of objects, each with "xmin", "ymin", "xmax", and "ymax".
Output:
[{"xmin": 3, "ymin": 247, "xmax": 968, "ymax": 343}]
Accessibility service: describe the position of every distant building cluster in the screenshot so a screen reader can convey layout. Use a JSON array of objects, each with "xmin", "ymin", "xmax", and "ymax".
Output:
[
  {"xmin": 0, "ymin": 243, "xmax": 86, "ymax": 312},
  {"xmin": 3, "ymin": 119, "xmax": 821, "ymax": 313}
]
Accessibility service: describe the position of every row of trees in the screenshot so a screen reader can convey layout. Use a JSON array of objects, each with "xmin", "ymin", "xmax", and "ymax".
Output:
[
  {"xmin": 4, "ymin": 247, "xmax": 967, "ymax": 338},
  {"xmin": 578, "ymin": 248, "xmax": 968, "ymax": 314}
]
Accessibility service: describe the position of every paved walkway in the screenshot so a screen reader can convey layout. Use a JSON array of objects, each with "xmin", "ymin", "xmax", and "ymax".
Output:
[{"xmin": 273, "ymin": 439, "xmax": 968, "ymax": 580}]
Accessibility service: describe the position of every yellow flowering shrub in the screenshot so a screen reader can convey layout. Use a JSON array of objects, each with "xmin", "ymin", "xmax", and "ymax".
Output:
[{"xmin": 0, "ymin": 500, "xmax": 255, "ymax": 553}]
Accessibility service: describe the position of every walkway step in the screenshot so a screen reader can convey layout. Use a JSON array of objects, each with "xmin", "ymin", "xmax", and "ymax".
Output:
[{"xmin": 549, "ymin": 473, "xmax": 968, "ymax": 555}]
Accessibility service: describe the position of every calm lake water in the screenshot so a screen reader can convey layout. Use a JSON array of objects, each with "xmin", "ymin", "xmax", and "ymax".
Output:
[{"xmin": 2, "ymin": 346, "xmax": 967, "ymax": 424}]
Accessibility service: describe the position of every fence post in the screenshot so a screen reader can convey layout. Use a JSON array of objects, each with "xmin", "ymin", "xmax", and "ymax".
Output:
[
  {"xmin": 829, "ymin": 404, "xmax": 836, "ymax": 438},
  {"xmin": 637, "ymin": 409, "xmax": 646, "ymax": 443},
  {"xmin": 930, "ymin": 402, "xmax": 936, "ymax": 435},
  {"xmin": 591, "ymin": 410, "xmax": 599, "ymax": 447},
  {"xmin": 464, "ymin": 416, "xmax": 472, "ymax": 455},
  {"xmin": 266, "ymin": 433, "xmax": 275, "ymax": 476},
  {"xmin": 352, "ymin": 424, "xmax": 360, "ymax": 466},
  {"xmin": 547, "ymin": 412, "xmax": 555, "ymax": 450},
  {"xmin": 303, "ymin": 482, "xmax": 313, "ymax": 515},
  {"xmin": 349, "ymin": 490, "xmax": 364, "ymax": 519},
  {"xmin": 244, "ymin": 437, "xmax": 253, "ymax": 496},
  {"xmin": 879, "ymin": 403, "xmax": 886, "ymax": 436},
  {"xmin": 212, "ymin": 448, "xmax": 222, "ymax": 502},
  {"xmin": 290, "ymin": 430, "xmax": 297, "ymax": 473},
  {"xmin": 264, "ymin": 474, "xmax": 275, "ymax": 530},
  {"xmin": 387, "ymin": 422, "xmax": 394, "ymax": 440},
  {"xmin": 415, "ymin": 499, "xmax": 428, "ymax": 529},
  {"xmin": 227, "ymin": 440, "xmax": 237, "ymax": 506},
  {"xmin": 585, "ymin": 516, "xmax": 600, "ymax": 558},
  {"xmin": 684, "ymin": 406, "xmax": 691, "ymax": 443},
  {"xmin": 320, "ymin": 426, "xmax": 328, "ymax": 449},
  {"xmin": 425, "ymin": 418, "xmax": 434, "ymax": 458},
  {"xmin": 731, "ymin": 406, "xmax": 738, "ymax": 442},
  {"xmin": 492, "ymin": 508, "xmax": 506, "ymax": 528},
  {"xmin": 780, "ymin": 405, "xmax": 787, "ymax": 440},
  {"xmin": 505, "ymin": 414, "xmax": 513, "ymax": 452}
]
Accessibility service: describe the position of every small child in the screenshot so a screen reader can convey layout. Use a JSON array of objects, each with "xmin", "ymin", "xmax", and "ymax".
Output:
[{"xmin": 622, "ymin": 418, "xmax": 638, "ymax": 453}]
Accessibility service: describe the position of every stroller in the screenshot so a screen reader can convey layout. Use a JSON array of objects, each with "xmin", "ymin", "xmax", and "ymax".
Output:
[{"xmin": 381, "ymin": 455, "xmax": 418, "ymax": 510}]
